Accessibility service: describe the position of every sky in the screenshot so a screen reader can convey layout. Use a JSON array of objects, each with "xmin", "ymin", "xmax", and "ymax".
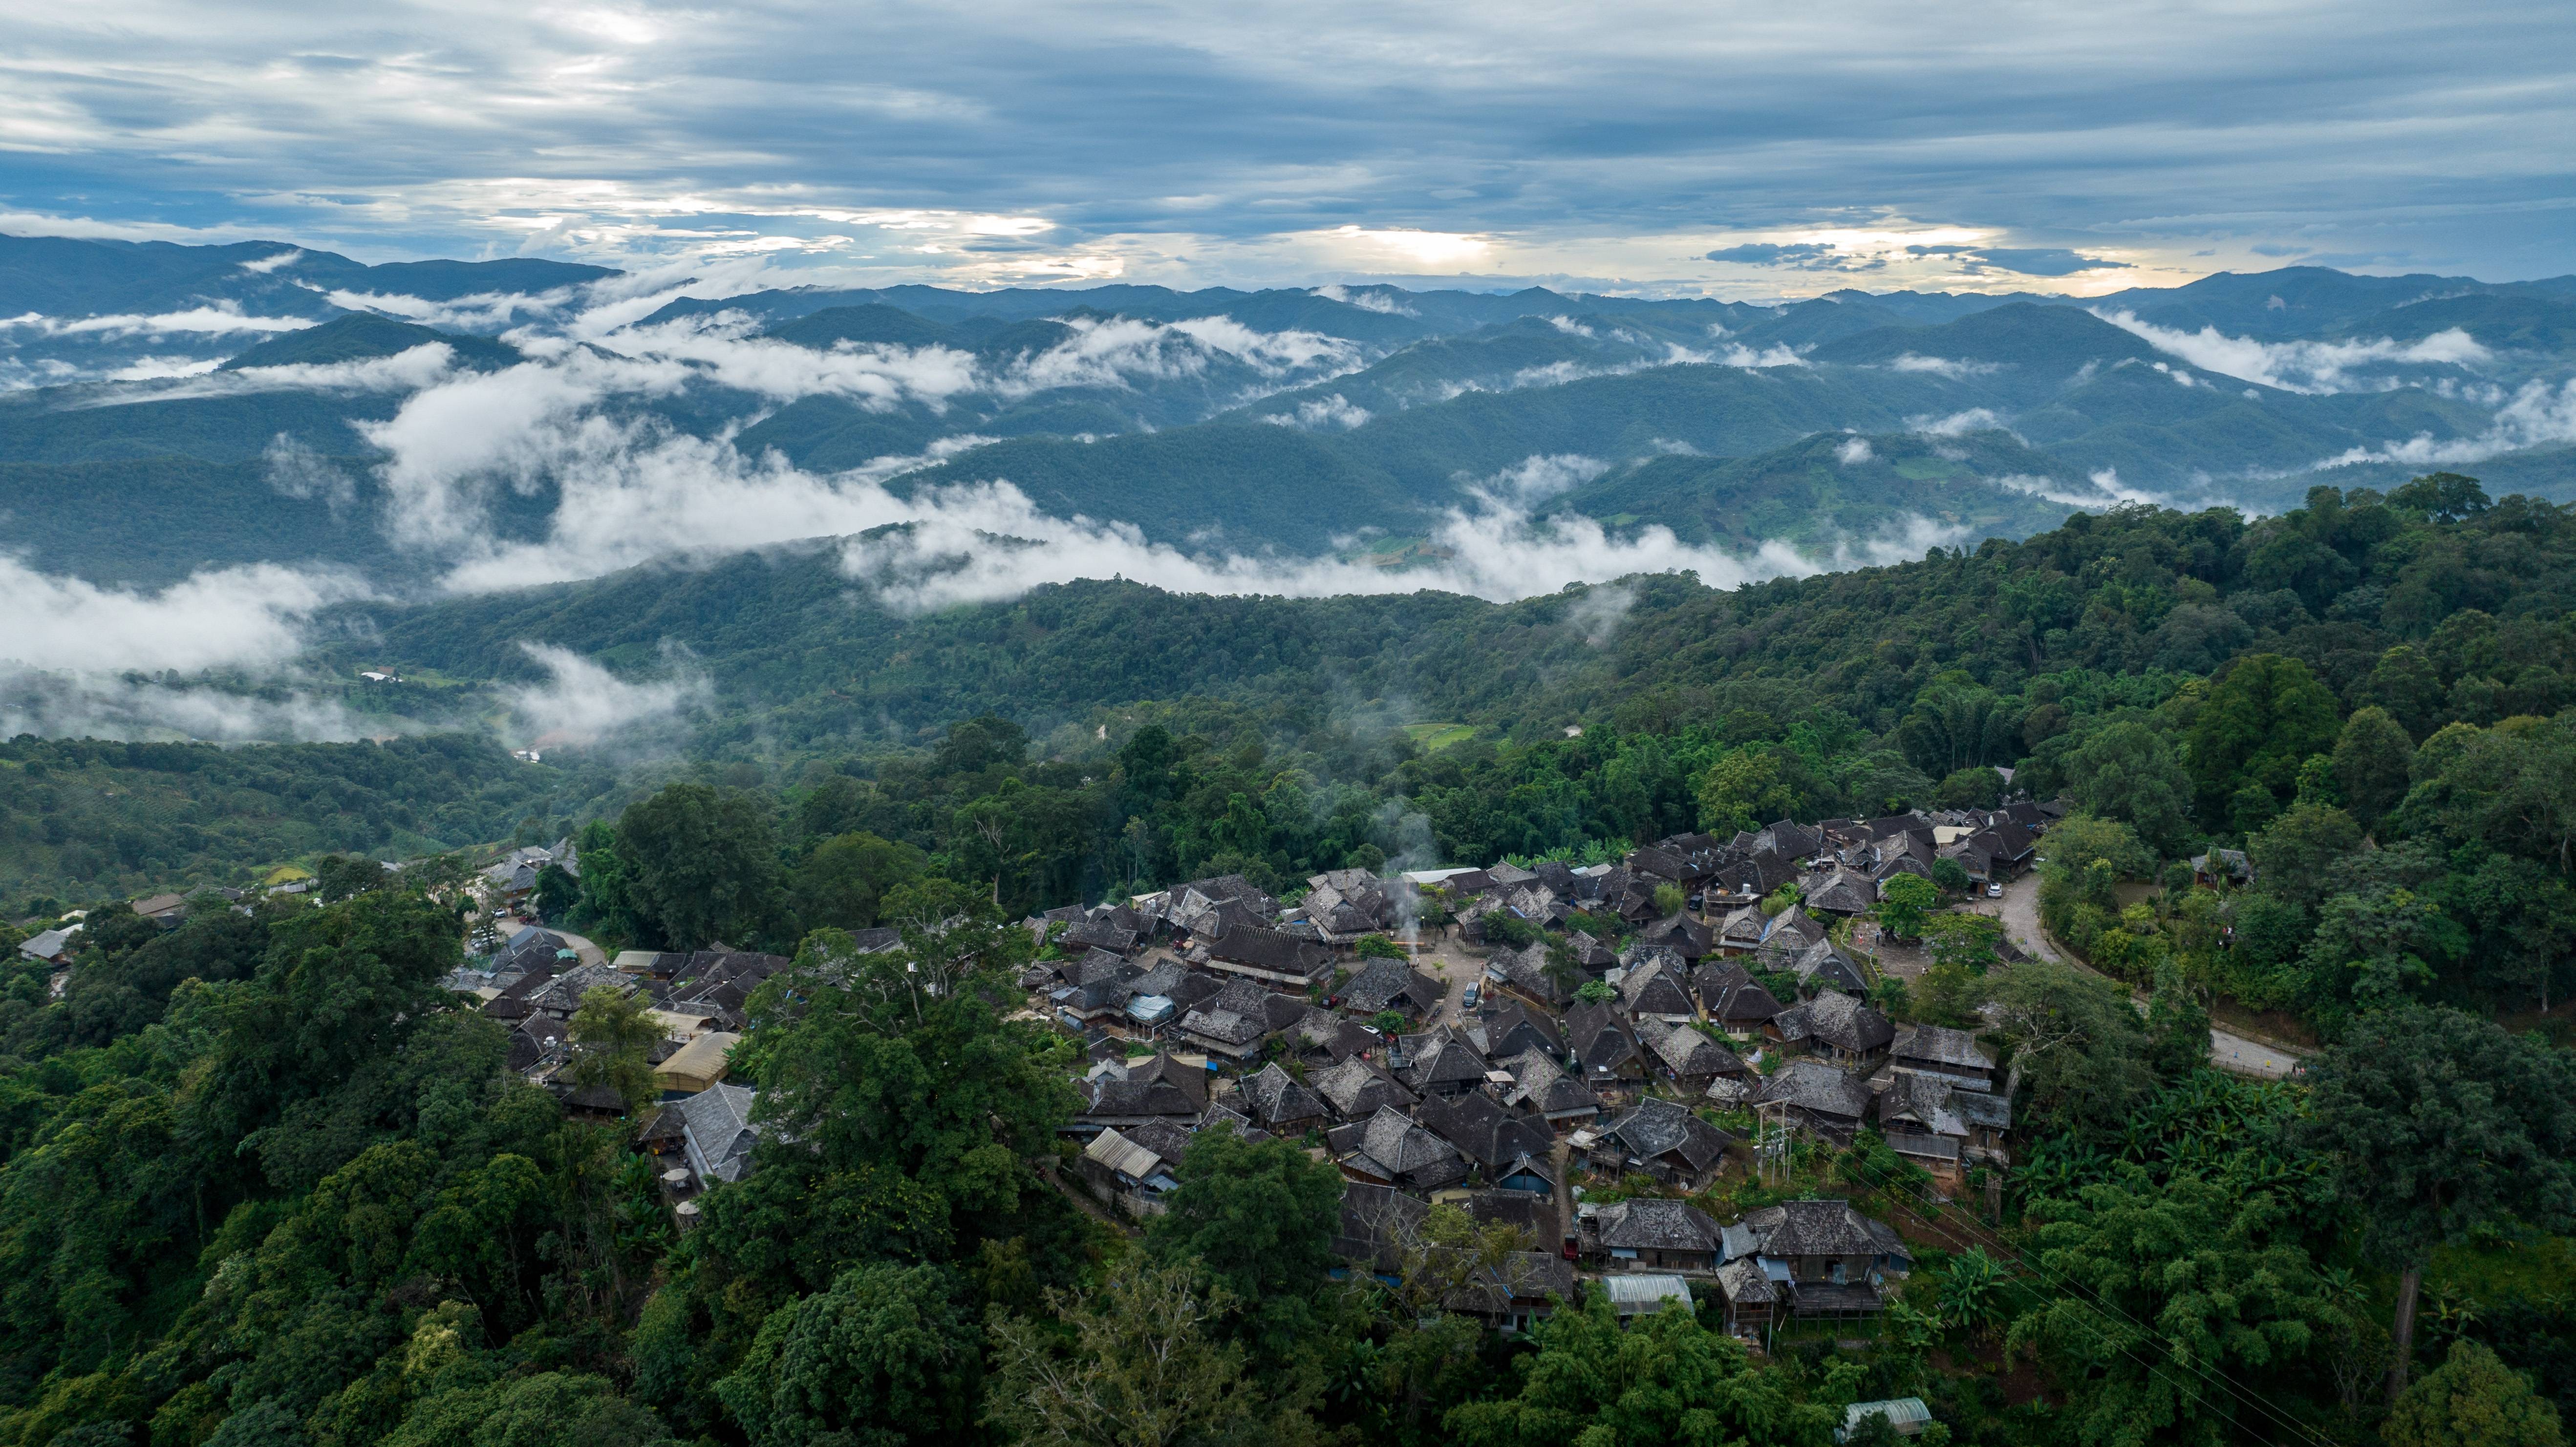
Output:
[{"xmin": 1, "ymin": 0, "xmax": 2572, "ymax": 297}]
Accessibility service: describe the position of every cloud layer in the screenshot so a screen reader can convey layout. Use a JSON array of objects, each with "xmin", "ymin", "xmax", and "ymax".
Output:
[{"xmin": 2, "ymin": 2, "xmax": 2569, "ymax": 294}]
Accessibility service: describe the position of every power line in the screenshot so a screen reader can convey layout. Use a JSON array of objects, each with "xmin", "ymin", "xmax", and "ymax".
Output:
[{"xmin": 1777, "ymin": 1114, "xmax": 2344, "ymax": 1447}]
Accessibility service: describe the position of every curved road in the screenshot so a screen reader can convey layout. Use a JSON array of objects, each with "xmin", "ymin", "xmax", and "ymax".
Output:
[{"xmin": 1983, "ymin": 873, "xmax": 2304, "ymax": 1080}]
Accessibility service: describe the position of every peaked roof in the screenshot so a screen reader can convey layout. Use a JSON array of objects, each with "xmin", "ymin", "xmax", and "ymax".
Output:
[
  {"xmin": 1594, "ymin": 1196, "xmax": 1722, "ymax": 1251},
  {"xmin": 1693, "ymin": 960, "xmax": 1785, "ymax": 1023},
  {"xmin": 1805, "ymin": 990, "xmax": 1895, "ymax": 1053},
  {"xmin": 1599, "ymin": 1096, "xmax": 1731, "ymax": 1172},
  {"xmin": 1311, "ymin": 1055, "xmax": 1418, "ymax": 1118},
  {"xmin": 1752, "ymin": 1058, "xmax": 1872, "ymax": 1120},
  {"xmin": 1242, "ymin": 1062, "xmax": 1329, "ymax": 1127},
  {"xmin": 1742, "ymin": 1198, "xmax": 1906, "ymax": 1259}
]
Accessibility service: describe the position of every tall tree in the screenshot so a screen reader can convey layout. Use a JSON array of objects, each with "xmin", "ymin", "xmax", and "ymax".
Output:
[
  {"xmin": 713, "ymin": 1263, "xmax": 980, "ymax": 1447},
  {"xmin": 986, "ymin": 1257, "xmax": 1266, "ymax": 1447},
  {"xmin": 2332, "ymin": 707, "xmax": 2416, "ymax": 830},
  {"xmin": 615, "ymin": 783, "xmax": 786, "ymax": 950},
  {"xmin": 1146, "ymin": 1129, "xmax": 1347, "ymax": 1369},
  {"xmin": 569, "ymin": 985, "xmax": 663, "ymax": 1115},
  {"xmin": 2294, "ymin": 1005, "xmax": 2576, "ymax": 1402},
  {"xmin": 2185, "ymin": 654, "xmax": 2342, "ymax": 830},
  {"xmin": 2009, "ymin": 1173, "xmax": 2347, "ymax": 1447},
  {"xmin": 2384, "ymin": 1341, "xmax": 2564, "ymax": 1447}
]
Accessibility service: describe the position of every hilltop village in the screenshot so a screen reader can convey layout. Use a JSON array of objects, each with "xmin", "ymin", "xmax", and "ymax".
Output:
[{"xmin": 369, "ymin": 802, "xmax": 2062, "ymax": 1344}]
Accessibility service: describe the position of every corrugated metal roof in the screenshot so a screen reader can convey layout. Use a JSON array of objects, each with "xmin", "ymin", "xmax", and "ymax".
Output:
[
  {"xmin": 1601, "ymin": 1274, "xmax": 1693, "ymax": 1314},
  {"xmin": 1084, "ymin": 1128, "xmax": 1165, "ymax": 1181},
  {"xmin": 1841, "ymin": 1399, "xmax": 1933, "ymax": 1438}
]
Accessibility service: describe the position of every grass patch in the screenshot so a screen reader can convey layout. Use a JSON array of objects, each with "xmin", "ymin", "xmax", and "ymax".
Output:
[
  {"xmin": 2429, "ymin": 1233, "xmax": 2576, "ymax": 1306},
  {"xmin": 1403, "ymin": 723, "xmax": 1477, "ymax": 752}
]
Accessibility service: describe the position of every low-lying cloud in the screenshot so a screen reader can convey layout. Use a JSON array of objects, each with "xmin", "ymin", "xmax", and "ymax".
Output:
[
  {"xmin": 1, "ymin": 304, "xmax": 317, "ymax": 340},
  {"xmin": 1890, "ymin": 354, "xmax": 2001, "ymax": 380},
  {"xmin": 506, "ymin": 643, "xmax": 711, "ymax": 744},
  {"xmin": 2318, "ymin": 377, "xmax": 2576, "ymax": 470},
  {"xmin": 2093, "ymin": 309, "xmax": 2492, "ymax": 393},
  {"xmin": 0, "ymin": 556, "xmax": 368, "ymax": 673}
]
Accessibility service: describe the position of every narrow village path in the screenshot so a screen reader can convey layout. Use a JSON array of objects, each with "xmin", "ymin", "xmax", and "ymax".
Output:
[{"xmin": 1971, "ymin": 872, "xmax": 2305, "ymax": 1080}]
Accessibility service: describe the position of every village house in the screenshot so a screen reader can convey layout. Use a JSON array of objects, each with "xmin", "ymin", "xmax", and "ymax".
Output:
[
  {"xmin": 666, "ymin": 1081, "xmax": 761, "ymax": 1186},
  {"xmin": 1876, "ymin": 1070, "xmax": 2013, "ymax": 1173},
  {"xmin": 1586, "ymin": 1096, "xmax": 1732, "ymax": 1190},
  {"xmin": 1725, "ymin": 1198, "xmax": 1912, "ymax": 1318},
  {"xmin": 1614, "ymin": 953, "xmax": 1698, "ymax": 1024},
  {"xmin": 1751, "ymin": 1058, "xmax": 1872, "ymax": 1145},
  {"xmin": 1312, "ymin": 1054, "xmax": 1419, "ymax": 1122},
  {"xmin": 1465, "ymin": 999, "xmax": 1565, "ymax": 1060},
  {"xmin": 1564, "ymin": 1000, "xmax": 1646, "ymax": 1089},
  {"xmin": 1638, "ymin": 1017, "xmax": 1749, "ymax": 1090},
  {"xmin": 1581, "ymin": 1196, "xmax": 1726, "ymax": 1272},
  {"xmin": 1889, "ymin": 1024, "xmax": 1999, "ymax": 1090},
  {"xmin": 1331, "ymin": 1106, "xmax": 1470, "ymax": 1192},
  {"xmin": 1417, "ymin": 1091, "xmax": 1558, "ymax": 1194},
  {"xmin": 1693, "ymin": 959, "xmax": 1784, "ymax": 1035},
  {"xmin": 1395, "ymin": 1029, "xmax": 1491, "ymax": 1099},
  {"xmin": 1078, "ymin": 1128, "xmax": 1181, "ymax": 1216},
  {"xmin": 1237, "ymin": 1061, "xmax": 1330, "ymax": 1136},
  {"xmin": 1338, "ymin": 955, "xmax": 1446, "ymax": 1020},
  {"xmin": 1490, "ymin": 1047, "xmax": 1600, "ymax": 1126}
]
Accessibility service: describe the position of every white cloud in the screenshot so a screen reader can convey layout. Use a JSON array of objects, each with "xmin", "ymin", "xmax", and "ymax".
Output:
[
  {"xmin": 1912, "ymin": 407, "xmax": 2007, "ymax": 437},
  {"xmin": 1889, "ymin": 353, "xmax": 2000, "ymax": 380},
  {"xmin": 506, "ymin": 643, "xmax": 710, "ymax": 744},
  {"xmin": 1835, "ymin": 437, "xmax": 1874, "ymax": 465},
  {"xmin": 1718, "ymin": 343, "xmax": 1807, "ymax": 369},
  {"xmin": 2092, "ymin": 309, "xmax": 2493, "ymax": 393},
  {"xmin": 2317, "ymin": 377, "xmax": 2576, "ymax": 470},
  {"xmin": 0, "ymin": 556, "xmax": 368, "ymax": 673},
  {"xmin": 1472, "ymin": 453, "xmax": 1611, "ymax": 503},
  {"xmin": 0, "ymin": 670, "xmax": 365, "ymax": 743},
  {"xmin": 2, "ymin": 304, "xmax": 316, "ymax": 340},
  {"xmin": 1313, "ymin": 284, "xmax": 1417, "ymax": 317},
  {"xmin": 1545, "ymin": 315, "xmax": 1596, "ymax": 338},
  {"xmin": 238, "ymin": 248, "xmax": 304, "ymax": 274},
  {"xmin": 1264, "ymin": 393, "xmax": 1372, "ymax": 429},
  {"xmin": 67, "ymin": 342, "xmax": 458, "ymax": 409}
]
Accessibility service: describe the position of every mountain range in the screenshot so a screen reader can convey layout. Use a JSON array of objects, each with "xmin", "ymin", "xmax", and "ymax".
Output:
[{"xmin": 2, "ymin": 234, "xmax": 2570, "ymax": 596}]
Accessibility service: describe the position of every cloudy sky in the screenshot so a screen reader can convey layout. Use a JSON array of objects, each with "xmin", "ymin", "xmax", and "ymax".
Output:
[{"xmin": 1, "ymin": 0, "xmax": 2571, "ymax": 295}]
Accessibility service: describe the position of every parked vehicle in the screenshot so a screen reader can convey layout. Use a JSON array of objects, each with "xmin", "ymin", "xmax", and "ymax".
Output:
[{"xmin": 1985, "ymin": 882, "xmax": 2004, "ymax": 898}]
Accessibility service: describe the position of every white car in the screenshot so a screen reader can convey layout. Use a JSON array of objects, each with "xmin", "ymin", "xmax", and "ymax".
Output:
[{"xmin": 1985, "ymin": 882, "xmax": 2004, "ymax": 898}]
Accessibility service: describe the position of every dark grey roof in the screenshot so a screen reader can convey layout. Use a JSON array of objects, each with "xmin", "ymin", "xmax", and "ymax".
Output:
[
  {"xmin": 1805, "ymin": 990, "xmax": 1895, "ymax": 1053},
  {"xmin": 674, "ymin": 1082, "xmax": 762, "ymax": 1183},
  {"xmin": 1742, "ymin": 1198, "xmax": 1899, "ymax": 1258},
  {"xmin": 1416, "ymin": 1091, "xmax": 1556, "ymax": 1173},
  {"xmin": 1600, "ymin": 1096, "xmax": 1731, "ymax": 1172},
  {"xmin": 1564, "ymin": 1001, "xmax": 1639, "ymax": 1073},
  {"xmin": 1312, "ymin": 1055, "xmax": 1418, "ymax": 1119},
  {"xmin": 1752, "ymin": 1058, "xmax": 1871, "ymax": 1120},
  {"xmin": 1398, "ymin": 1031, "xmax": 1490, "ymax": 1092},
  {"xmin": 1790, "ymin": 938, "xmax": 1869, "ymax": 995},
  {"xmin": 1348, "ymin": 1106, "xmax": 1469, "ymax": 1189},
  {"xmin": 1341, "ymin": 957, "xmax": 1442, "ymax": 1015},
  {"xmin": 1489, "ymin": 942, "xmax": 1573, "ymax": 1007},
  {"xmin": 1205, "ymin": 925, "xmax": 1332, "ymax": 977},
  {"xmin": 1498, "ymin": 1048, "xmax": 1599, "ymax": 1117},
  {"xmin": 1242, "ymin": 1062, "xmax": 1329, "ymax": 1128},
  {"xmin": 1615, "ymin": 957, "xmax": 1696, "ymax": 1016},
  {"xmin": 1468, "ymin": 1000, "xmax": 1566, "ymax": 1059},
  {"xmin": 1894, "ymin": 1024, "xmax": 1995, "ymax": 1071},
  {"xmin": 1594, "ymin": 1196, "xmax": 1722, "ymax": 1252},
  {"xmin": 1640, "ymin": 1018, "xmax": 1745, "ymax": 1079},
  {"xmin": 1693, "ymin": 961, "xmax": 1784, "ymax": 1024}
]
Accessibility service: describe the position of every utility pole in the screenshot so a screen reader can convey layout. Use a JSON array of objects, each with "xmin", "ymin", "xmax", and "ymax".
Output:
[{"xmin": 1756, "ymin": 1101, "xmax": 1792, "ymax": 1186}]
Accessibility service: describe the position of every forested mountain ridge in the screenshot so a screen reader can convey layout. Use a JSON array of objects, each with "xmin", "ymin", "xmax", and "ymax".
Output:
[{"xmin": 4, "ymin": 238, "xmax": 2573, "ymax": 587}]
